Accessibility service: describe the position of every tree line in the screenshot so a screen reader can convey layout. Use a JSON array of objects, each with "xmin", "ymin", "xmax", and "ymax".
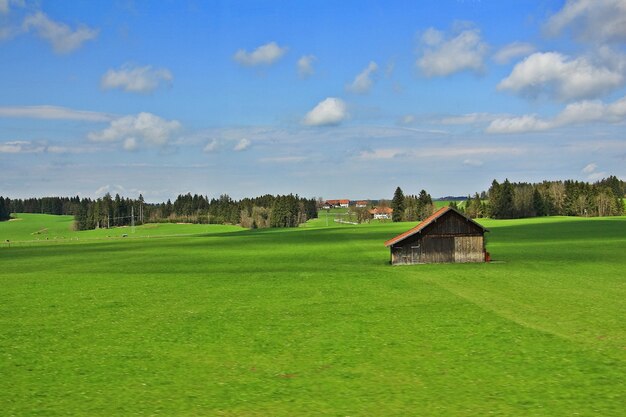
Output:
[
  {"xmin": 390, "ymin": 187, "xmax": 436, "ymax": 222},
  {"xmin": 461, "ymin": 176, "xmax": 624, "ymax": 219},
  {"xmin": 0, "ymin": 193, "xmax": 318, "ymax": 230}
]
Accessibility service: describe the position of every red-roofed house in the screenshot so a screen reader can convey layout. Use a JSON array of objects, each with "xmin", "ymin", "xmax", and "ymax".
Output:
[
  {"xmin": 384, "ymin": 206, "xmax": 489, "ymax": 265},
  {"xmin": 324, "ymin": 199, "xmax": 350, "ymax": 208},
  {"xmin": 369, "ymin": 207, "xmax": 393, "ymax": 219},
  {"xmin": 355, "ymin": 200, "xmax": 368, "ymax": 208}
]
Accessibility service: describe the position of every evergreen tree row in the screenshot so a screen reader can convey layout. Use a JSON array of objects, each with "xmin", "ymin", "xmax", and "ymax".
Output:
[
  {"xmin": 471, "ymin": 176, "xmax": 625, "ymax": 219},
  {"xmin": 391, "ymin": 187, "xmax": 436, "ymax": 222}
]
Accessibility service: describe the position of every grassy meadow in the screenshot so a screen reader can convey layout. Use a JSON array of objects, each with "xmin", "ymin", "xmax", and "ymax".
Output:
[{"xmin": 1, "ymin": 213, "xmax": 625, "ymax": 416}]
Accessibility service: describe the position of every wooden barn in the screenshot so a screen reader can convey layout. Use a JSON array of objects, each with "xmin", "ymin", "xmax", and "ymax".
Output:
[{"xmin": 384, "ymin": 206, "xmax": 489, "ymax": 265}]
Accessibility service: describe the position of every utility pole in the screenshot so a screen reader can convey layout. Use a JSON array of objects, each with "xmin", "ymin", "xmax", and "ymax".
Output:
[{"xmin": 131, "ymin": 206, "xmax": 135, "ymax": 233}]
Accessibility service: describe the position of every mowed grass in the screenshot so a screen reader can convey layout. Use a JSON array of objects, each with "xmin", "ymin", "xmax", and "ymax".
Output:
[{"xmin": 1, "ymin": 215, "xmax": 625, "ymax": 416}]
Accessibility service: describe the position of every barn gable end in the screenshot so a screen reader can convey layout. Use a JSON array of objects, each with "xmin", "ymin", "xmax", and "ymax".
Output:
[{"xmin": 384, "ymin": 207, "xmax": 488, "ymax": 265}]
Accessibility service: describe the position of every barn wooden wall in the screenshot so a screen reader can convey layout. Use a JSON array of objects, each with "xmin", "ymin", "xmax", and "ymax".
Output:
[{"xmin": 389, "ymin": 211, "xmax": 486, "ymax": 265}]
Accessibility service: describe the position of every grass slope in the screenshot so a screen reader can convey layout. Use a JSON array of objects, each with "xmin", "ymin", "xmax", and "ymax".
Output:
[
  {"xmin": 1, "ymin": 215, "xmax": 625, "ymax": 416},
  {"xmin": 0, "ymin": 213, "xmax": 242, "ymax": 244}
]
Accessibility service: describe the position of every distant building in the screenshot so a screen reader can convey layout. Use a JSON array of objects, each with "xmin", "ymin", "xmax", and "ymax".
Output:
[
  {"xmin": 384, "ymin": 206, "xmax": 488, "ymax": 265},
  {"xmin": 369, "ymin": 207, "xmax": 393, "ymax": 220},
  {"xmin": 355, "ymin": 200, "xmax": 368, "ymax": 208},
  {"xmin": 324, "ymin": 199, "xmax": 350, "ymax": 208}
]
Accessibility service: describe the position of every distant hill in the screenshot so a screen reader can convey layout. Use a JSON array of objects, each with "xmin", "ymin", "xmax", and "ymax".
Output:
[{"xmin": 434, "ymin": 196, "xmax": 467, "ymax": 201}]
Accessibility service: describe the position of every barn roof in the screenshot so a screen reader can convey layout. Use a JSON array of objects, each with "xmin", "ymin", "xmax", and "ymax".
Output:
[{"xmin": 384, "ymin": 206, "xmax": 488, "ymax": 247}]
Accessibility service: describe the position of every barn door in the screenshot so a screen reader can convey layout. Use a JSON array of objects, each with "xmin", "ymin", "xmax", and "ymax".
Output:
[
  {"xmin": 422, "ymin": 236, "xmax": 454, "ymax": 263},
  {"xmin": 438, "ymin": 237, "xmax": 455, "ymax": 263},
  {"xmin": 411, "ymin": 243, "xmax": 421, "ymax": 263}
]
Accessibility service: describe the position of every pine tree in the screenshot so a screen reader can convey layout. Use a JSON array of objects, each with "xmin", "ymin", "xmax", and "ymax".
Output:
[{"xmin": 391, "ymin": 186, "xmax": 405, "ymax": 222}]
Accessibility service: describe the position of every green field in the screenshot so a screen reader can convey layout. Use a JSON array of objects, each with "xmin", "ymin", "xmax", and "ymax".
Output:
[
  {"xmin": 1, "ymin": 213, "xmax": 242, "ymax": 245},
  {"xmin": 1, "ymin": 214, "xmax": 625, "ymax": 416},
  {"xmin": 433, "ymin": 199, "xmax": 466, "ymax": 208}
]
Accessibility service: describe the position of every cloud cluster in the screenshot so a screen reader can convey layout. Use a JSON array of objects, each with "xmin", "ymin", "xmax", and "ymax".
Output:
[
  {"xmin": 545, "ymin": 0, "xmax": 626, "ymax": 43},
  {"xmin": 486, "ymin": 95, "xmax": 626, "ymax": 133},
  {"xmin": 498, "ymin": 52, "xmax": 624, "ymax": 101},
  {"xmin": 88, "ymin": 112, "xmax": 181, "ymax": 150},
  {"xmin": 0, "ymin": 105, "xmax": 112, "ymax": 121},
  {"xmin": 202, "ymin": 137, "xmax": 252, "ymax": 153},
  {"xmin": 346, "ymin": 61, "xmax": 378, "ymax": 93},
  {"xmin": 234, "ymin": 41, "xmax": 287, "ymax": 66},
  {"xmin": 101, "ymin": 64, "xmax": 173, "ymax": 93},
  {"xmin": 22, "ymin": 11, "xmax": 98, "ymax": 54},
  {"xmin": 417, "ymin": 26, "xmax": 488, "ymax": 76},
  {"xmin": 297, "ymin": 55, "xmax": 316, "ymax": 78},
  {"xmin": 303, "ymin": 97, "xmax": 348, "ymax": 126},
  {"xmin": 0, "ymin": 140, "xmax": 44, "ymax": 153}
]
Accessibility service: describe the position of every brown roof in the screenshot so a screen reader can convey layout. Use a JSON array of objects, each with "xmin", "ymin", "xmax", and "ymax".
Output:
[
  {"xmin": 384, "ymin": 206, "xmax": 488, "ymax": 247},
  {"xmin": 369, "ymin": 207, "xmax": 393, "ymax": 214},
  {"xmin": 325, "ymin": 199, "xmax": 349, "ymax": 205}
]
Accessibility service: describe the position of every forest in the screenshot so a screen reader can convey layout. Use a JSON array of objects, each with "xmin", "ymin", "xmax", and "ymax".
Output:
[
  {"xmin": 461, "ymin": 176, "xmax": 625, "ymax": 219},
  {"xmin": 1, "ymin": 193, "xmax": 317, "ymax": 230}
]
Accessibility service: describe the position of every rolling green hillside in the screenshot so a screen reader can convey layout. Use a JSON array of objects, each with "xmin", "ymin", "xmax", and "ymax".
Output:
[
  {"xmin": 0, "ymin": 213, "xmax": 243, "ymax": 244},
  {"xmin": 1, "ymin": 214, "xmax": 625, "ymax": 416}
]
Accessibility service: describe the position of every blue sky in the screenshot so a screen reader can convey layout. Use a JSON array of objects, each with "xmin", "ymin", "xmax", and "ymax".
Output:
[{"xmin": 1, "ymin": 0, "xmax": 625, "ymax": 201}]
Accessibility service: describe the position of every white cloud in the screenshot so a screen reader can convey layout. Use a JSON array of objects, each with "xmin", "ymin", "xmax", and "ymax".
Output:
[
  {"xmin": 463, "ymin": 159, "xmax": 484, "ymax": 167},
  {"xmin": 582, "ymin": 163, "xmax": 597, "ymax": 174},
  {"xmin": 297, "ymin": 55, "xmax": 316, "ymax": 78},
  {"xmin": 303, "ymin": 97, "xmax": 348, "ymax": 127},
  {"xmin": 357, "ymin": 146, "xmax": 521, "ymax": 161},
  {"xmin": 233, "ymin": 41, "xmax": 287, "ymax": 66},
  {"xmin": 581, "ymin": 161, "xmax": 608, "ymax": 180},
  {"xmin": 546, "ymin": 0, "xmax": 626, "ymax": 43},
  {"xmin": 203, "ymin": 139, "xmax": 219, "ymax": 153},
  {"xmin": 22, "ymin": 11, "xmax": 98, "ymax": 54},
  {"xmin": 0, "ymin": 0, "xmax": 23, "ymax": 14},
  {"xmin": 400, "ymin": 115, "xmax": 415, "ymax": 125},
  {"xmin": 94, "ymin": 184, "xmax": 128, "ymax": 198},
  {"xmin": 46, "ymin": 144, "xmax": 95, "ymax": 154},
  {"xmin": 417, "ymin": 26, "xmax": 488, "ymax": 76},
  {"xmin": 440, "ymin": 112, "xmax": 503, "ymax": 125},
  {"xmin": 88, "ymin": 112, "xmax": 181, "ymax": 149},
  {"xmin": 260, "ymin": 156, "xmax": 307, "ymax": 163},
  {"xmin": 123, "ymin": 138, "xmax": 138, "ymax": 151},
  {"xmin": 0, "ymin": 105, "xmax": 113, "ymax": 122},
  {"xmin": 233, "ymin": 138, "xmax": 251, "ymax": 151},
  {"xmin": 346, "ymin": 61, "xmax": 378, "ymax": 93},
  {"xmin": 486, "ymin": 95, "xmax": 626, "ymax": 133},
  {"xmin": 101, "ymin": 64, "xmax": 173, "ymax": 93},
  {"xmin": 0, "ymin": 140, "xmax": 44, "ymax": 153},
  {"xmin": 493, "ymin": 42, "xmax": 535, "ymax": 64},
  {"xmin": 357, "ymin": 148, "xmax": 406, "ymax": 160},
  {"xmin": 498, "ymin": 52, "xmax": 624, "ymax": 101},
  {"xmin": 486, "ymin": 115, "xmax": 551, "ymax": 134}
]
